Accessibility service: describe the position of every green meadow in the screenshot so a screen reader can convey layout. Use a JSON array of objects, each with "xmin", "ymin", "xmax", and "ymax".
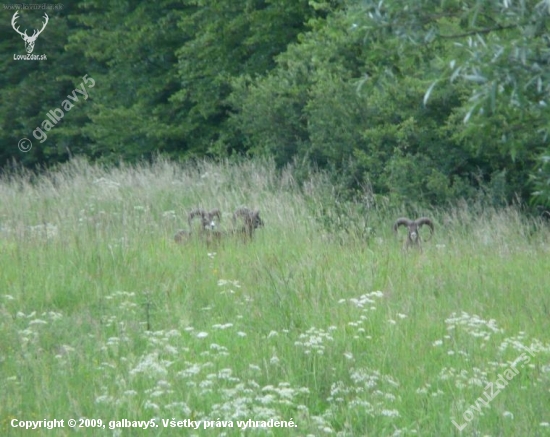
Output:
[{"xmin": 1, "ymin": 159, "xmax": 549, "ymax": 436}]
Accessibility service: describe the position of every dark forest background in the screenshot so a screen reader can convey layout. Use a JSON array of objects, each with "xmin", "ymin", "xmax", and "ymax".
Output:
[{"xmin": 2, "ymin": 0, "xmax": 550, "ymax": 209}]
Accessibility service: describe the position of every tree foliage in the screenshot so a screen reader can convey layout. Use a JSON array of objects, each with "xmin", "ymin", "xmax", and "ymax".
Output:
[{"xmin": 2, "ymin": 0, "xmax": 550, "ymax": 207}]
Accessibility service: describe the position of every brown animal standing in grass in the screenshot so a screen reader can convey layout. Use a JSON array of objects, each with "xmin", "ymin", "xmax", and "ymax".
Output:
[
  {"xmin": 232, "ymin": 207, "xmax": 264, "ymax": 239},
  {"xmin": 393, "ymin": 217, "xmax": 434, "ymax": 251}
]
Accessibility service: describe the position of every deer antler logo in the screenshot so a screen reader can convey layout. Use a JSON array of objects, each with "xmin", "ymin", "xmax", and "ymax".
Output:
[{"xmin": 11, "ymin": 11, "xmax": 49, "ymax": 54}]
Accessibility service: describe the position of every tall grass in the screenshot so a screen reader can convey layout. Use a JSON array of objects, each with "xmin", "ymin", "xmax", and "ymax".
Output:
[{"xmin": 1, "ymin": 158, "xmax": 549, "ymax": 436}]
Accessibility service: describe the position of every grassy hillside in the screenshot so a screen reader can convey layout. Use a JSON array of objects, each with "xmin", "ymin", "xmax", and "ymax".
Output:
[{"xmin": 1, "ymin": 159, "xmax": 549, "ymax": 436}]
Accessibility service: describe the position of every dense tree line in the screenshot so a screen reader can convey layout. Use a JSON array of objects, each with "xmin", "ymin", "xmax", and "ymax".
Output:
[{"xmin": 2, "ymin": 0, "xmax": 550, "ymax": 208}]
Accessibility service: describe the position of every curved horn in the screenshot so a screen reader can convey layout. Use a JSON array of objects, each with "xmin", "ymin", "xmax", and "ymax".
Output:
[
  {"xmin": 393, "ymin": 218, "xmax": 413, "ymax": 233},
  {"xmin": 208, "ymin": 208, "xmax": 221, "ymax": 221},
  {"xmin": 188, "ymin": 209, "xmax": 206, "ymax": 228},
  {"xmin": 415, "ymin": 217, "xmax": 434, "ymax": 240},
  {"xmin": 232, "ymin": 207, "xmax": 250, "ymax": 223}
]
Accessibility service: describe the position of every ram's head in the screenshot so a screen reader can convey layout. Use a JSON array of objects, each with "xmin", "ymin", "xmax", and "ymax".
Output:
[
  {"xmin": 188, "ymin": 208, "xmax": 221, "ymax": 231},
  {"xmin": 393, "ymin": 217, "xmax": 434, "ymax": 250}
]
